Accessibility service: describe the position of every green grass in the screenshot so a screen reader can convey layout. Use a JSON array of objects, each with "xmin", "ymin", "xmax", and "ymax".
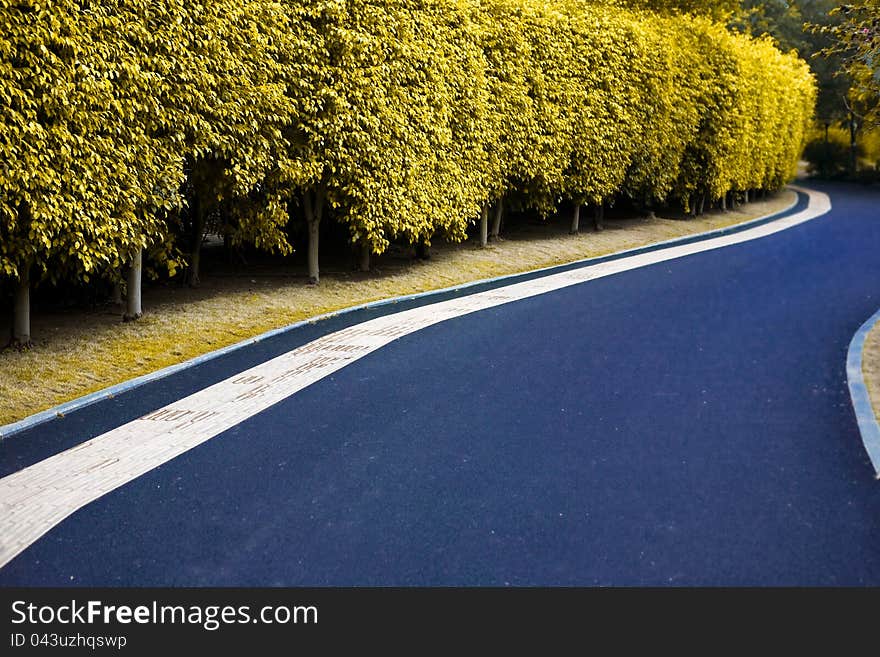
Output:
[{"xmin": 0, "ymin": 191, "xmax": 797, "ymax": 427}]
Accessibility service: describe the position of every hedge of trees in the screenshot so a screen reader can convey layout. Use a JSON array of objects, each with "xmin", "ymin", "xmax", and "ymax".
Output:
[{"xmin": 0, "ymin": 0, "xmax": 816, "ymax": 345}]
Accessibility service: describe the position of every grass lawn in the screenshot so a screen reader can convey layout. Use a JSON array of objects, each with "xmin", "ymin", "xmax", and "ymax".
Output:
[
  {"xmin": 0, "ymin": 191, "xmax": 797, "ymax": 427},
  {"xmin": 864, "ymin": 324, "xmax": 880, "ymax": 426}
]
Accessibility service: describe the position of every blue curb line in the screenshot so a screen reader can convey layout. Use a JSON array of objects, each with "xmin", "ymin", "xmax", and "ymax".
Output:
[
  {"xmin": 0, "ymin": 191, "xmax": 805, "ymax": 441},
  {"xmin": 846, "ymin": 307, "xmax": 880, "ymax": 479}
]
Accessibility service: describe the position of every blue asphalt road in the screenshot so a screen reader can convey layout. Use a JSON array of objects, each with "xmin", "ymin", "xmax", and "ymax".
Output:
[{"xmin": 2, "ymin": 182, "xmax": 880, "ymax": 586}]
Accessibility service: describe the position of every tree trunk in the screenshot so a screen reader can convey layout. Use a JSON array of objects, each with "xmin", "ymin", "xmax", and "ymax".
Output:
[
  {"xmin": 721, "ymin": 193, "xmax": 727, "ymax": 212},
  {"xmin": 124, "ymin": 249, "xmax": 143, "ymax": 322},
  {"xmin": 744, "ymin": 189, "xmax": 750, "ymax": 204},
  {"xmin": 823, "ymin": 123, "xmax": 830, "ymax": 177},
  {"xmin": 111, "ymin": 279, "xmax": 123, "ymax": 306},
  {"xmin": 187, "ymin": 193, "xmax": 205, "ymax": 288},
  {"xmin": 570, "ymin": 204, "xmax": 580, "ymax": 234},
  {"xmin": 593, "ymin": 204, "xmax": 604, "ymax": 232},
  {"xmin": 304, "ymin": 186, "xmax": 324, "ymax": 285},
  {"xmin": 698, "ymin": 193, "xmax": 706, "ymax": 216},
  {"xmin": 415, "ymin": 240, "xmax": 430, "ymax": 260},
  {"xmin": 223, "ymin": 233, "xmax": 234, "ymax": 265},
  {"xmin": 490, "ymin": 201, "xmax": 503, "ymax": 240},
  {"xmin": 11, "ymin": 268, "xmax": 30, "ymax": 348},
  {"xmin": 307, "ymin": 219, "xmax": 320, "ymax": 284},
  {"xmin": 359, "ymin": 240, "xmax": 370, "ymax": 273},
  {"xmin": 689, "ymin": 195, "xmax": 697, "ymax": 218},
  {"xmin": 479, "ymin": 203, "xmax": 488, "ymax": 247},
  {"xmin": 849, "ymin": 109, "xmax": 858, "ymax": 177}
]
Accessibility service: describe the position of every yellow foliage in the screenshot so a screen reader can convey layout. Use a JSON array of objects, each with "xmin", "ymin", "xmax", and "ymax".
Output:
[{"xmin": 0, "ymin": 0, "xmax": 816, "ymax": 287}]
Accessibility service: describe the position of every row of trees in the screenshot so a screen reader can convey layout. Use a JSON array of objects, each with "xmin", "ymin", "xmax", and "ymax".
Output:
[{"xmin": 1, "ymin": 1, "xmax": 817, "ymax": 346}]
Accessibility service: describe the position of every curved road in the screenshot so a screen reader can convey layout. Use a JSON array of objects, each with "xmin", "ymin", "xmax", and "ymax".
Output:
[{"xmin": 1, "ymin": 181, "xmax": 880, "ymax": 586}]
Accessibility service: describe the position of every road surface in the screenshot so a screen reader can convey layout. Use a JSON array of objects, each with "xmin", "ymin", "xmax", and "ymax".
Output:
[{"xmin": 1, "ymin": 182, "xmax": 879, "ymax": 586}]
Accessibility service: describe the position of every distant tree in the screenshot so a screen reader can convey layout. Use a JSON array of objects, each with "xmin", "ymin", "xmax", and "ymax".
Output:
[
  {"xmin": 821, "ymin": 2, "xmax": 880, "ymax": 125},
  {"xmin": 733, "ymin": 1, "xmax": 850, "ymax": 127},
  {"xmin": 614, "ymin": 0, "xmax": 740, "ymax": 19},
  {"xmin": 735, "ymin": 1, "xmax": 810, "ymax": 51},
  {"xmin": 805, "ymin": 1, "xmax": 880, "ymax": 174}
]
